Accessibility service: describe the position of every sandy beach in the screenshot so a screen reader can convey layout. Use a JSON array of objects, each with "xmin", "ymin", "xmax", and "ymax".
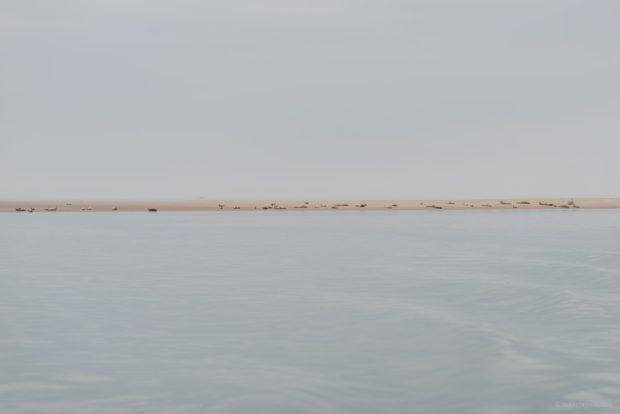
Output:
[{"xmin": 1, "ymin": 198, "xmax": 619, "ymax": 213}]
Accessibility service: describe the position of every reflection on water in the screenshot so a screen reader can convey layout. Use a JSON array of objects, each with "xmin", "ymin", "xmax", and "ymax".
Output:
[{"xmin": 1, "ymin": 211, "xmax": 620, "ymax": 413}]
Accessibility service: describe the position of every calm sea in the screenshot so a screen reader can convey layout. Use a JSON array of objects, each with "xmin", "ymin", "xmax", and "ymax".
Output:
[{"xmin": 1, "ymin": 211, "xmax": 619, "ymax": 413}]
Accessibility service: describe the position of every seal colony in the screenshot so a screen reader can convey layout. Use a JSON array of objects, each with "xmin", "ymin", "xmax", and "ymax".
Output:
[{"xmin": 1, "ymin": 198, "xmax": 620, "ymax": 212}]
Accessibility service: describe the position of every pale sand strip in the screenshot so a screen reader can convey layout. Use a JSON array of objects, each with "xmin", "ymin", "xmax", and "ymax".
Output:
[{"xmin": 1, "ymin": 199, "xmax": 620, "ymax": 212}]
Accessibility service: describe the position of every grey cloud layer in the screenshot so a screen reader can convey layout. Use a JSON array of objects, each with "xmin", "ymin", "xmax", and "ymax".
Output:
[{"xmin": 1, "ymin": 0, "xmax": 619, "ymax": 199}]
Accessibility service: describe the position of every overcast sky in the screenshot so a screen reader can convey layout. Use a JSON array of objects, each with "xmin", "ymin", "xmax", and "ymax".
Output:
[{"xmin": 1, "ymin": 0, "xmax": 619, "ymax": 200}]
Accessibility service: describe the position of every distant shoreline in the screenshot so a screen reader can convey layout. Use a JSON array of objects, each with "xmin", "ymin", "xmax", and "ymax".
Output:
[{"xmin": 1, "ymin": 198, "xmax": 620, "ymax": 212}]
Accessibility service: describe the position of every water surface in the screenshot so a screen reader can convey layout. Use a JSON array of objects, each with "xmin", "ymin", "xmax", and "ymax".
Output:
[{"xmin": 1, "ymin": 211, "xmax": 619, "ymax": 413}]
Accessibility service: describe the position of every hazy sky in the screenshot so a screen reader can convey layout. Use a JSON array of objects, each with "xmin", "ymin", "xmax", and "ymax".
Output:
[{"xmin": 1, "ymin": 0, "xmax": 619, "ymax": 200}]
